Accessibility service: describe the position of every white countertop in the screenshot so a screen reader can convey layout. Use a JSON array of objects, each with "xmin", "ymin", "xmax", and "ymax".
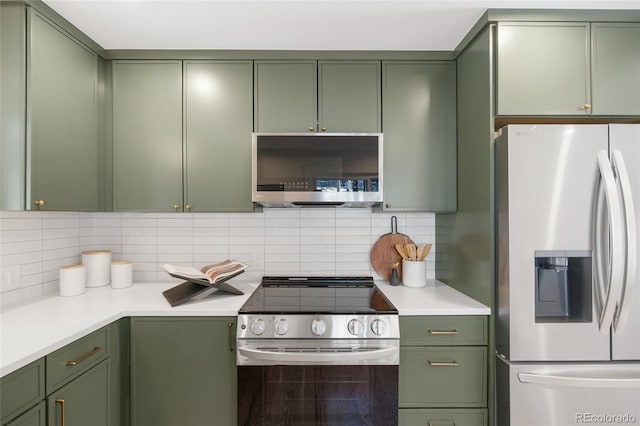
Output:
[
  {"xmin": 0, "ymin": 279, "xmax": 489, "ymax": 377},
  {"xmin": 377, "ymin": 280, "xmax": 491, "ymax": 316}
]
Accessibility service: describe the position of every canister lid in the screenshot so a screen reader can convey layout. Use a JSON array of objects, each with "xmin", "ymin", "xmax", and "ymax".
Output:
[{"xmin": 81, "ymin": 250, "xmax": 112, "ymax": 255}]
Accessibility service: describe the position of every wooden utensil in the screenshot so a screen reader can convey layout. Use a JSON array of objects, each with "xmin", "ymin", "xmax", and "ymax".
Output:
[
  {"xmin": 371, "ymin": 216, "xmax": 414, "ymax": 280},
  {"xmin": 418, "ymin": 244, "xmax": 432, "ymax": 260},
  {"xmin": 395, "ymin": 244, "xmax": 409, "ymax": 260}
]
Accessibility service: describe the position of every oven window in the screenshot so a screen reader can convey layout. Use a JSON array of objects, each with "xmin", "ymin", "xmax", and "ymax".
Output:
[{"xmin": 238, "ymin": 365, "xmax": 398, "ymax": 426}]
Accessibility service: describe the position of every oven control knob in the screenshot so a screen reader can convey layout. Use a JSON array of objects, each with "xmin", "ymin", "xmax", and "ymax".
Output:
[
  {"xmin": 250, "ymin": 319, "xmax": 266, "ymax": 336},
  {"xmin": 274, "ymin": 318, "xmax": 290, "ymax": 336},
  {"xmin": 370, "ymin": 319, "xmax": 387, "ymax": 336},
  {"xmin": 311, "ymin": 319, "xmax": 327, "ymax": 336},
  {"xmin": 347, "ymin": 319, "xmax": 364, "ymax": 336}
]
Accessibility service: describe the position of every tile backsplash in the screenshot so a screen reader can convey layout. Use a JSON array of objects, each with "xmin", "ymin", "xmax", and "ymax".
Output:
[{"xmin": 0, "ymin": 209, "xmax": 435, "ymax": 307}]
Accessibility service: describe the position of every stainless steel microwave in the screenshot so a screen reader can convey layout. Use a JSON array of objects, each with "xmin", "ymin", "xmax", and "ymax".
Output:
[{"xmin": 252, "ymin": 133, "xmax": 383, "ymax": 207}]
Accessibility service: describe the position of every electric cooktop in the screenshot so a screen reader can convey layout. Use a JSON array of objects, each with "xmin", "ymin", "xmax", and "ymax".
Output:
[{"xmin": 238, "ymin": 276, "xmax": 398, "ymax": 314}]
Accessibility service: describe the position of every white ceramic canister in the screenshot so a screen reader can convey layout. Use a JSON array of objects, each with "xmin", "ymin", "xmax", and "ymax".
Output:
[
  {"xmin": 402, "ymin": 259, "xmax": 427, "ymax": 288},
  {"xmin": 81, "ymin": 250, "xmax": 111, "ymax": 287},
  {"xmin": 59, "ymin": 264, "xmax": 86, "ymax": 297},
  {"xmin": 111, "ymin": 260, "xmax": 133, "ymax": 289}
]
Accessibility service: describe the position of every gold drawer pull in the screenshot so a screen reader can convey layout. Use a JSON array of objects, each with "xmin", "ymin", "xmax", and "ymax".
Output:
[
  {"xmin": 428, "ymin": 422, "xmax": 456, "ymax": 426},
  {"xmin": 427, "ymin": 329, "xmax": 459, "ymax": 335},
  {"xmin": 55, "ymin": 399, "xmax": 66, "ymax": 426},
  {"xmin": 428, "ymin": 360, "xmax": 459, "ymax": 367},
  {"xmin": 66, "ymin": 346, "xmax": 101, "ymax": 366}
]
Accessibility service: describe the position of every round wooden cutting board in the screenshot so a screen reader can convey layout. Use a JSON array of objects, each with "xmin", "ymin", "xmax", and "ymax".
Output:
[{"xmin": 370, "ymin": 216, "xmax": 414, "ymax": 281}]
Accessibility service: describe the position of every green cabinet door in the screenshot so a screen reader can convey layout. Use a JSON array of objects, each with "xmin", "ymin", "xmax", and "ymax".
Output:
[
  {"xmin": 0, "ymin": 359, "xmax": 44, "ymax": 425},
  {"xmin": 496, "ymin": 22, "xmax": 590, "ymax": 115},
  {"xmin": 47, "ymin": 360, "xmax": 110, "ymax": 426},
  {"xmin": 5, "ymin": 401, "xmax": 45, "ymax": 426},
  {"xmin": 382, "ymin": 62, "xmax": 457, "ymax": 211},
  {"xmin": 131, "ymin": 317, "xmax": 237, "ymax": 426},
  {"xmin": 399, "ymin": 408, "xmax": 487, "ymax": 426},
  {"xmin": 318, "ymin": 61, "xmax": 381, "ymax": 132},
  {"xmin": 28, "ymin": 10, "xmax": 98, "ymax": 211},
  {"xmin": 184, "ymin": 61, "xmax": 254, "ymax": 211},
  {"xmin": 591, "ymin": 23, "xmax": 640, "ymax": 115},
  {"xmin": 254, "ymin": 61, "xmax": 317, "ymax": 132},
  {"xmin": 113, "ymin": 61, "xmax": 183, "ymax": 211}
]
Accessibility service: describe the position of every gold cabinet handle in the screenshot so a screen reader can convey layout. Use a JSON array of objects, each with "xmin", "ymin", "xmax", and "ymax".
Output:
[
  {"xmin": 172, "ymin": 204, "xmax": 180, "ymax": 210},
  {"xmin": 34, "ymin": 200, "xmax": 46, "ymax": 207},
  {"xmin": 385, "ymin": 203, "xmax": 391, "ymax": 208},
  {"xmin": 427, "ymin": 360, "xmax": 459, "ymax": 367},
  {"xmin": 428, "ymin": 329, "xmax": 459, "ymax": 335},
  {"xmin": 321, "ymin": 127, "xmax": 327, "ymax": 132},
  {"xmin": 428, "ymin": 422, "xmax": 456, "ymax": 426},
  {"xmin": 580, "ymin": 103, "xmax": 592, "ymax": 110},
  {"xmin": 228, "ymin": 322, "xmax": 235, "ymax": 352},
  {"xmin": 308, "ymin": 126, "xmax": 315, "ymax": 132},
  {"xmin": 185, "ymin": 204, "xmax": 192, "ymax": 210},
  {"xmin": 66, "ymin": 346, "xmax": 101, "ymax": 366},
  {"xmin": 55, "ymin": 399, "xmax": 66, "ymax": 426}
]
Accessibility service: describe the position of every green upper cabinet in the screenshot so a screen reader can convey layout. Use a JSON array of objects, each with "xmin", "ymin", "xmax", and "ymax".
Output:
[
  {"xmin": 591, "ymin": 23, "xmax": 640, "ymax": 115},
  {"xmin": 318, "ymin": 61, "xmax": 381, "ymax": 133},
  {"xmin": 254, "ymin": 60, "xmax": 381, "ymax": 133},
  {"xmin": 183, "ymin": 61, "xmax": 254, "ymax": 212},
  {"xmin": 496, "ymin": 22, "xmax": 591, "ymax": 116},
  {"xmin": 28, "ymin": 10, "xmax": 98, "ymax": 211},
  {"xmin": 254, "ymin": 60, "xmax": 317, "ymax": 132},
  {"xmin": 112, "ymin": 61, "xmax": 183, "ymax": 212},
  {"xmin": 497, "ymin": 21, "xmax": 640, "ymax": 116},
  {"xmin": 382, "ymin": 61, "xmax": 457, "ymax": 212}
]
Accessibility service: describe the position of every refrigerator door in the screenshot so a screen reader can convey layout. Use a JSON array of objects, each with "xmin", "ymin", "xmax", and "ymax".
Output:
[
  {"xmin": 610, "ymin": 124, "xmax": 640, "ymax": 361},
  {"xmin": 496, "ymin": 124, "xmax": 611, "ymax": 361},
  {"xmin": 497, "ymin": 357, "xmax": 640, "ymax": 426}
]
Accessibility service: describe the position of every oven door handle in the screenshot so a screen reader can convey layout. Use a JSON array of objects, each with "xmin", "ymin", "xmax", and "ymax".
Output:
[{"xmin": 238, "ymin": 346, "xmax": 398, "ymax": 363}]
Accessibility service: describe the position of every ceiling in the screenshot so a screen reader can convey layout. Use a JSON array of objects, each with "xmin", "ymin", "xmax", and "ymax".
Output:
[{"xmin": 43, "ymin": 0, "xmax": 640, "ymax": 51}]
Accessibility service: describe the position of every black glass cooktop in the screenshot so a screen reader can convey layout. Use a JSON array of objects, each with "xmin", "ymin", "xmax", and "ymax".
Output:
[{"xmin": 238, "ymin": 276, "xmax": 398, "ymax": 314}]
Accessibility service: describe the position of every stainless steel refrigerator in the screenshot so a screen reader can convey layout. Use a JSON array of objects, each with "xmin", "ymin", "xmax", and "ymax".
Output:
[{"xmin": 495, "ymin": 124, "xmax": 640, "ymax": 425}]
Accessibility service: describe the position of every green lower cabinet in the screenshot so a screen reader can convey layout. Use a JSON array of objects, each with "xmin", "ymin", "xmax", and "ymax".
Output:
[
  {"xmin": 399, "ymin": 347, "xmax": 487, "ymax": 408},
  {"xmin": 399, "ymin": 408, "xmax": 487, "ymax": 426},
  {"xmin": 5, "ymin": 402, "xmax": 45, "ymax": 426},
  {"xmin": 131, "ymin": 317, "xmax": 236, "ymax": 426},
  {"xmin": 0, "ymin": 359, "xmax": 45, "ymax": 426},
  {"xmin": 47, "ymin": 359, "xmax": 110, "ymax": 426}
]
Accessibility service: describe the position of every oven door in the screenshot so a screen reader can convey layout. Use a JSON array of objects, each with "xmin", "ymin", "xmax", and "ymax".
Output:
[{"xmin": 237, "ymin": 339, "xmax": 399, "ymax": 426}]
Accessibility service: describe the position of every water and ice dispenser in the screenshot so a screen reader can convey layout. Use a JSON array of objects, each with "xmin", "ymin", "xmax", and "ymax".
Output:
[{"xmin": 534, "ymin": 251, "xmax": 592, "ymax": 322}]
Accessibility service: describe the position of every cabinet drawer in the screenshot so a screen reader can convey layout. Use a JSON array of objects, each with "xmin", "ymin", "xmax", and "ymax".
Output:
[
  {"xmin": 399, "ymin": 347, "xmax": 487, "ymax": 408},
  {"xmin": 46, "ymin": 327, "xmax": 109, "ymax": 393},
  {"xmin": 399, "ymin": 408, "xmax": 487, "ymax": 426},
  {"xmin": 400, "ymin": 316, "xmax": 487, "ymax": 346},
  {"xmin": 0, "ymin": 359, "xmax": 45, "ymax": 425}
]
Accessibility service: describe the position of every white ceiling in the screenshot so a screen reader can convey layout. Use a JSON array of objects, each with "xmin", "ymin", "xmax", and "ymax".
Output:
[{"xmin": 43, "ymin": 0, "xmax": 640, "ymax": 51}]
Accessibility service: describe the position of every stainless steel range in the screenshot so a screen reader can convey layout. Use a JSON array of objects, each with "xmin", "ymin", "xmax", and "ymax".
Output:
[{"xmin": 236, "ymin": 276, "xmax": 399, "ymax": 426}]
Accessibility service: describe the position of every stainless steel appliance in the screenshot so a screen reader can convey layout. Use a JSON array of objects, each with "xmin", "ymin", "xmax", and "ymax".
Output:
[
  {"xmin": 252, "ymin": 133, "xmax": 383, "ymax": 207},
  {"xmin": 236, "ymin": 276, "xmax": 399, "ymax": 426},
  {"xmin": 496, "ymin": 124, "xmax": 640, "ymax": 425}
]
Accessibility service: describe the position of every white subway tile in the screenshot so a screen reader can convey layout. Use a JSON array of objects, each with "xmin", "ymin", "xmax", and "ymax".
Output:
[
  {"xmin": 122, "ymin": 218, "xmax": 157, "ymax": 228},
  {"xmin": 43, "ymin": 247, "xmax": 78, "ymax": 261},
  {"xmin": 300, "ymin": 235, "xmax": 335, "ymax": 245},
  {"xmin": 133, "ymin": 271, "xmax": 159, "ymax": 282},
  {"xmin": 0, "ymin": 211, "xmax": 42, "ymax": 219},
  {"xmin": 301, "ymin": 252, "xmax": 335, "ymax": 263},
  {"xmin": 43, "ymin": 237, "xmax": 79, "ymax": 250},
  {"xmin": 266, "ymin": 252, "xmax": 299, "ymax": 263},
  {"xmin": 122, "ymin": 244, "xmax": 157, "ymax": 254},
  {"xmin": 2, "ymin": 240, "xmax": 43, "ymax": 255},
  {"xmin": 0, "ymin": 218, "xmax": 42, "ymax": 231},
  {"xmin": 1, "ymin": 251, "xmax": 43, "ymax": 267},
  {"xmin": 265, "ymin": 235, "xmax": 299, "ymax": 246},
  {"xmin": 158, "ymin": 244, "xmax": 192, "ymax": 254},
  {"xmin": 300, "ymin": 209, "xmax": 335, "ymax": 219},
  {"xmin": 158, "ymin": 253, "xmax": 193, "ymax": 264},
  {"xmin": 0, "ymin": 229, "xmax": 41, "ymax": 243},
  {"xmin": 300, "ymin": 244, "xmax": 335, "ymax": 253},
  {"xmin": 264, "ymin": 209, "xmax": 300, "ymax": 220}
]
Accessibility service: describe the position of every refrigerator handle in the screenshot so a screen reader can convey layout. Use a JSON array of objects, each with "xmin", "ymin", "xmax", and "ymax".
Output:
[
  {"xmin": 595, "ymin": 150, "xmax": 625, "ymax": 334},
  {"xmin": 611, "ymin": 150, "xmax": 637, "ymax": 333},
  {"xmin": 518, "ymin": 372, "xmax": 640, "ymax": 389}
]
